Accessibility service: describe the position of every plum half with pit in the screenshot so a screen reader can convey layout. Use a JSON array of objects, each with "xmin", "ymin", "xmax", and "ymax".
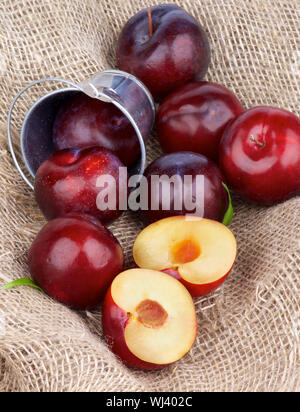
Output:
[
  {"xmin": 102, "ymin": 268, "xmax": 197, "ymax": 370},
  {"xmin": 133, "ymin": 216, "xmax": 237, "ymax": 297}
]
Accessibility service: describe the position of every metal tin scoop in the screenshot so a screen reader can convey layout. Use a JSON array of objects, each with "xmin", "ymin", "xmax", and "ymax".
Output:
[{"xmin": 8, "ymin": 70, "xmax": 155, "ymax": 190}]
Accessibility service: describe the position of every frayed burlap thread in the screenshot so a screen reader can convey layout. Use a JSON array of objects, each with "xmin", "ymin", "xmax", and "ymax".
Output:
[{"xmin": 0, "ymin": 0, "xmax": 299, "ymax": 392}]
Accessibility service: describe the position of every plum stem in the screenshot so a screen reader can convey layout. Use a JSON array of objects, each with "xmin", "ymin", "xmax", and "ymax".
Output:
[
  {"xmin": 147, "ymin": 8, "xmax": 153, "ymax": 38},
  {"xmin": 250, "ymin": 135, "xmax": 264, "ymax": 148}
]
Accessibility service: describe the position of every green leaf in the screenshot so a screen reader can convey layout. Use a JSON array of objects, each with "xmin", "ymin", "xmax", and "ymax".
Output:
[
  {"xmin": 3, "ymin": 278, "xmax": 43, "ymax": 292},
  {"xmin": 222, "ymin": 183, "xmax": 234, "ymax": 226}
]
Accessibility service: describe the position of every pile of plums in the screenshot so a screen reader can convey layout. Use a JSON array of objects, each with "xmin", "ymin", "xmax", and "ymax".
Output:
[{"xmin": 10, "ymin": 4, "xmax": 300, "ymax": 370}]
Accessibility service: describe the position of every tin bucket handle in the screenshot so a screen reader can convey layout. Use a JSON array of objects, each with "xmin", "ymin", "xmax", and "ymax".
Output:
[
  {"xmin": 8, "ymin": 74, "xmax": 149, "ymax": 191},
  {"xmin": 7, "ymin": 77, "xmax": 80, "ymax": 190}
]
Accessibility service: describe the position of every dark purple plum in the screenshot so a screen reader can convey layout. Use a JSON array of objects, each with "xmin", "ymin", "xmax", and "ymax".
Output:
[
  {"xmin": 139, "ymin": 152, "xmax": 229, "ymax": 225},
  {"xmin": 53, "ymin": 93, "xmax": 140, "ymax": 167},
  {"xmin": 117, "ymin": 4, "xmax": 210, "ymax": 101}
]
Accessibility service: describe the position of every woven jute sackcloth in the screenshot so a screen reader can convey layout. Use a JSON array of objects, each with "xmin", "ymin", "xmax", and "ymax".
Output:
[{"xmin": 0, "ymin": 0, "xmax": 299, "ymax": 392}]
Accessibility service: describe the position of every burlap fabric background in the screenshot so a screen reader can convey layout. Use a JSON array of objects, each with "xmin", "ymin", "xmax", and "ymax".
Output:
[{"xmin": 0, "ymin": 0, "xmax": 299, "ymax": 392}]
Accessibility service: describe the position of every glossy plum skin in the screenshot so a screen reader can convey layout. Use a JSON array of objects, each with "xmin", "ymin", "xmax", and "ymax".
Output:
[
  {"xmin": 117, "ymin": 4, "xmax": 210, "ymax": 101},
  {"xmin": 139, "ymin": 152, "xmax": 228, "ymax": 225},
  {"xmin": 34, "ymin": 147, "xmax": 127, "ymax": 224},
  {"xmin": 102, "ymin": 288, "xmax": 167, "ymax": 370},
  {"xmin": 219, "ymin": 106, "xmax": 300, "ymax": 205},
  {"xmin": 53, "ymin": 93, "xmax": 139, "ymax": 167},
  {"xmin": 28, "ymin": 214, "xmax": 124, "ymax": 310},
  {"xmin": 157, "ymin": 81, "xmax": 244, "ymax": 162},
  {"xmin": 162, "ymin": 267, "xmax": 231, "ymax": 297}
]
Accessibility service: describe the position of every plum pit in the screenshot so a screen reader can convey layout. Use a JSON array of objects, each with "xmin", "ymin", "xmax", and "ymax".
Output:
[
  {"xmin": 171, "ymin": 239, "xmax": 200, "ymax": 265},
  {"xmin": 135, "ymin": 299, "xmax": 168, "ymax": 329}
]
